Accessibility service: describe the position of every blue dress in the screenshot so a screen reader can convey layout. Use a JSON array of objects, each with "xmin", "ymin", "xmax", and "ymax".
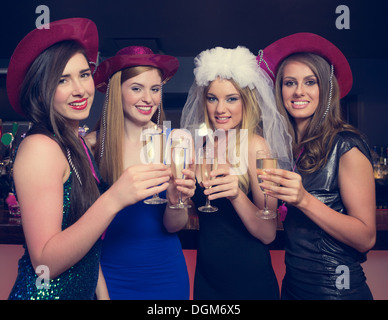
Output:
[
  {"xmin": 8, "ymin": 173, "xmax": 101, "ymax": 300},
  {"xmin": 100, "ymin": 192, "xmax": 190, "ymax": 300}
]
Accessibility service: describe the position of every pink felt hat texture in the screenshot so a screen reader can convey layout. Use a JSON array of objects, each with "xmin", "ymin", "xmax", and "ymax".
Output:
[
  {"xmin": 94, "ymin": 46, "xmax": 179, "ymax": 93},
  {"xmin": 257, "ymin": 32, "xmax": 352, "ymax": 98},
  {"xmin": 6, "ymin": 18, "xmax": 99, "ymax": 115}
]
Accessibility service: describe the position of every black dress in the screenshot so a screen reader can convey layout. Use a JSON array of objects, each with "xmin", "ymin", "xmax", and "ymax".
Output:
[
  {"xmin": 192, "ymin": 183, "xmax": 279, "ymax": 300},
  {"xmin": 281, "ymin": 131, "xmax": 374, "ymax": 300}
]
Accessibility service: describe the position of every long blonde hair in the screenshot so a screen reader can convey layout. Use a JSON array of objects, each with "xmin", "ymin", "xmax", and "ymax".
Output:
[
  {"xmin": 96, "ymin": 66, "xmax": 164, "ymax": 185},
  {"xmin": 203, "ymin": 78, "xmax": 262, "ymax": 194}
]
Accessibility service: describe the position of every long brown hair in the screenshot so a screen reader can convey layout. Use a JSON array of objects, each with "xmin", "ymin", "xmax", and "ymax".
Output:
[
  {"xmin": 95, "ymin": 66, "xmax": 165, "ymax": 185},
  {"xmin": 20, "ymin": 40, "xmax": 101, "ymax": 225},
  {"xmin": 274, "ymin": 53, "xmax": 359, "ymax": 174}
]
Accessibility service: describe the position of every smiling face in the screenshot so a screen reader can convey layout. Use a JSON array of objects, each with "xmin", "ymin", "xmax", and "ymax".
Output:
[
  {"xmin": 53, "ymin": 52, "xmax": 95, "ymax": 125},
  {"xmin": 281, "ymin": 60, "xmax": 320, "ymax": 132},
  {"xmin": 121, "ymin": 68, "xmax": 162, "ymax": 125},
  {"xmin": 205, "ymin": 78, "xmax": 243, "ymax": 131}
]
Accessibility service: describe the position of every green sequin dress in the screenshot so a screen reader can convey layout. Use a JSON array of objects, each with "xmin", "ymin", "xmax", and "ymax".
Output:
[{"xmin": 8, "ymin": 173, "xmax": 102, "ymax": 300}]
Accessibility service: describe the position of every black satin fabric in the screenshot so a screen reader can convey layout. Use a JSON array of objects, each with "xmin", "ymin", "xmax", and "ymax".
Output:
[
  {"xmin": 192, "ymin": 186, "xmax": 279, "ymax": 300},
  {"xmin": 281, "ymin": 131, "xmax": 374, "ymax": 300}
]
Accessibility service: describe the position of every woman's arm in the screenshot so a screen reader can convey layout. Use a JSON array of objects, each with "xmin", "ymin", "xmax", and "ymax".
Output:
[
  {"xmin": 15, "ymin": 134, "xmax": 171, "ymax": 278},
  {"xmin": 260, "ymin": 147, "xmax": 376, "ymax": 252}
]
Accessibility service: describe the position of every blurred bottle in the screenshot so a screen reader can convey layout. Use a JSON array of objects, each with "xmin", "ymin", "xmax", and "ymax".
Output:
[
  {"xmin": 383, "ymin": 156, "xmax": 388, "ymax": 179},
  {"xmin": 373, "ymin": 145, "xmax": 387, "ymax": 179}
]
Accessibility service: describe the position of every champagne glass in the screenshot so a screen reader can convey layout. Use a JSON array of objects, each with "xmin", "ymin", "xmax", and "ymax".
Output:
[
  {"xmin": 256, "ymin": 150, "xmax": 278, "ymax": 219},
  {"xmin": 197, "ymin": 146, "xmax": 218, "ymax": 213},
  {"xmin": 169, "ymin": 137, "xmax": 192, "ymax": 209},
  {"xmin": 142, "ymin": 124, "xmax": 168, "ymax": 204}
]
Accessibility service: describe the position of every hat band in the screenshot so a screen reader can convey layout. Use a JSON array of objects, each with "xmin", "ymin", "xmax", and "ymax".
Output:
[
  {"xmin": 100, "ymin": 80, "xmax": 110, "ymax": 159},
  {"xmin": 89, "ymin": 61, "xmax": 97, "ymax": 76},
  {"xmin": 318, "ymin": 64, "xmax": 334, "ymax": 126}
]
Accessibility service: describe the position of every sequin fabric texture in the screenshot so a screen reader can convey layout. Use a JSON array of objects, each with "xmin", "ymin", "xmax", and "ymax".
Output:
[{"xmin": 8, "ymin": 173, "xmax": 101, "ymax": 300}]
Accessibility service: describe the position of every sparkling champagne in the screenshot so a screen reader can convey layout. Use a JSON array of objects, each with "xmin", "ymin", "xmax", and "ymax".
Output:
[
  {"xmin": 171, "ymin": 146, "xmax": 185, "ymax": 179},
  {"xmin": 199, "ymin": 158, "xmax": 217, "ymax": 189},
  {"xmin": 143, "ymin": 132, "xmax": 164, "ymax": 164},
  {"xmin": 256, "ymin": 158, "xmax": 278, "ymax": 193}
]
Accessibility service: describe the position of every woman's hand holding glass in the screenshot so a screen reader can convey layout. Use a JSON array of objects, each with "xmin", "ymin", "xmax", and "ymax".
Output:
[
  {"xmin": 256, "ymin": 150, "xmax": 278, "ymax": 219},
  {"xmin": 109, "ymin": 163, "xmax": 171, "ymax": 211},
  {"xmin": 258, "ymin": 167, "xmax": 307, "ymax": 208},
  {"xmin": 202, "ymin": 164, "xmax": 239, "ymax": 202},
  {"xmin": 196, "ymin": 145, "xmax": 240, "ymax": 213}
]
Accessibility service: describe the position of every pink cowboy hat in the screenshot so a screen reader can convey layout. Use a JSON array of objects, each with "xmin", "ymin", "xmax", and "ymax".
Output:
[
  {"xmin": 257, "ymin": 32, "xmax": 352, "ymax": 98},
  {"xmin": 94, "ymin": 46, "xmax": 179, "ymax": 93},
  {"xmin": 6, "ymin": 18, "xmax": 99, "ymax": 116}
]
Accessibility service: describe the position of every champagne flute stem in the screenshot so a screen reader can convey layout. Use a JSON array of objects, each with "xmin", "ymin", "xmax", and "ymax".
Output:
[
  {"xmin": 205, "ymin": 194, "xmax": 211, "ymax": 207},
  {"xmin": 178, "ymin": 191, "xmax": 183, "ymax": 205},
  {"xmin": 264, "ymin": 194, "xmax": 268, "ymax": 212}
]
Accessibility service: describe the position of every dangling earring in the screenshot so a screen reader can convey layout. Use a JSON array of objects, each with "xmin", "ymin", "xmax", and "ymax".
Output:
[
  {"xmin": 319, "ymin": 64, "xmax": 334, "ymax": 126},
  {"xmin": 257, "ymin": 49, "xmax": 275, "ymax": 79},
  {"xmin": 100, "ymin": 80, "xmax": 110, "ymax": 159},
  {"xmin": 157, "ymin": 105, "xmax": 161, "ymax": 125}
]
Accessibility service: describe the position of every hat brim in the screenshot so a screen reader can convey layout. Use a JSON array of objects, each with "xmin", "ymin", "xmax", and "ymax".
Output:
[
  {"xmin": 94, "ymin": 54, "xmax": 179, "ymax": 93},
  {"xmin": 6, "ymin": 18, "xmax": 99, "ymax": 115},
  {"xmin": 258, "ymin": 32, "xmax": 352, "ymax": 98}
]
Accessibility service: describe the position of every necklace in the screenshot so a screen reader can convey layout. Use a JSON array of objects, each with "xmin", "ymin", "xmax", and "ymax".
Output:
[{"xmin": 277, "ymin": 147, "xmax": 304, "ymax": 221}]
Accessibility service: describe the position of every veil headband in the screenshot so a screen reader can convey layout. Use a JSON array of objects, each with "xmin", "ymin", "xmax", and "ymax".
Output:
[{"xmin": 180, "ymin": 46, "xmax": 293, "ymax": 170}]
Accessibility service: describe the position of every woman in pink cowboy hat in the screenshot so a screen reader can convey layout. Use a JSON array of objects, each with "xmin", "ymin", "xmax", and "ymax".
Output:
[
  {"xmin": 6, "ymin": 18, "xmax": 159, "ymax": 300},
  {"xmin": 258, "ymin": 33, "xmax": 375, "ymax": 299},
  {"xmin": 86, "ymin": 46, "xmax": 195, "ymax": 299}
]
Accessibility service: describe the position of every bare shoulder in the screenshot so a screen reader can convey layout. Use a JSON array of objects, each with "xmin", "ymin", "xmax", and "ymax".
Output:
[
  {"xmin": 14, "ymin": 134, "xmax": 68, "ymax": 182},
  {"xmin": 16, "ymin": 134, "xmax": 63, "ymax": 159}
]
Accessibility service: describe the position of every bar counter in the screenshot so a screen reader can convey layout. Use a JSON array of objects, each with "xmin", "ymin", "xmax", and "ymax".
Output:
[{"xmin": 1, "ymin": 207, "xmax": 388, "ymax": 250}]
